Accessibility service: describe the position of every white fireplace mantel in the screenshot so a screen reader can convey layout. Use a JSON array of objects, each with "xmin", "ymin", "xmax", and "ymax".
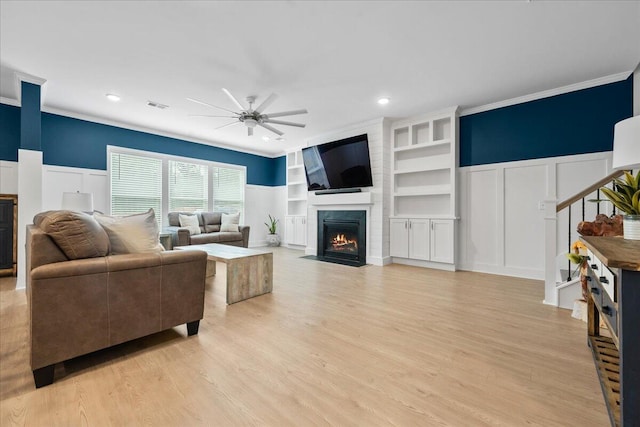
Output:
[{"xmin": 307, "ymin": 191, "xmax": 373, "ymax": 206}]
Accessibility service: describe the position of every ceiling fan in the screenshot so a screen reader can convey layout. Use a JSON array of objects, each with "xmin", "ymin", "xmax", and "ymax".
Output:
[{"xmin": 187, "ymin": 88, "xmax": 308, "ymax": 137}]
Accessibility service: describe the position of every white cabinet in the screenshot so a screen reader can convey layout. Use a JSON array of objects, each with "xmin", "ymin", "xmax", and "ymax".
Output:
[
  {"xmin": 390, "ymin": 218, "xmax": 454, "ymax": 265},
  {"xmin": 285, "ymin": 215, "xmax": 307, "ymax": 246},
  {"xmin": 430, "ymin": 219, "xmax": 454, "ymax": 264}
]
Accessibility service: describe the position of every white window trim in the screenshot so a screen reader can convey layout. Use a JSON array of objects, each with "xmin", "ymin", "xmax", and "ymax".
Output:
[{"xmin": 107, "ymin": 145, "xmax": 246, "ymax": 227}]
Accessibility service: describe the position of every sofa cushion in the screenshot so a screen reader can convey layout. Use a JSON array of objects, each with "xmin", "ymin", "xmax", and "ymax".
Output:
[
  {"xmin": 94, "ymin": 209, "xmax": 164, "ymax": 255},
  {"xmin": 201, "ymin": 212, "xmax": 222, "ymax": 233},
  {"xmin": 179, "ymin": 214, "xmax": 201, "ymax": 235},
  {"xmin": 220, "ymin": 213, "xmax": 240, "ymax": 232},
  {"xmin": 33, "ymin": 210, "xmax": 110, "ymax": 260},
  {"xmin": 189, "ymin": 231, "xmax": 243, "ymax": 245}
]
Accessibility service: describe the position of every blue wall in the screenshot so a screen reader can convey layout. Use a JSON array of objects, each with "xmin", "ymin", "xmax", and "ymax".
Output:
[
  {"xmin": 0, "ymin": 105, "xmax": 285, "ymax": 186},
  {"xmin": 459, "ymin": 75, "xmax": 633, "ymax": 167},
  {"xmin": 20, "ymin": 82, "xmax": 42, "ymax": 150},
  {"xmin": 40, "ymin": 113, "xmax": 285, "ymax": 186},
  {"xmin": 0, "ymin": 104, "xmax": 20, "ymax": 161}
]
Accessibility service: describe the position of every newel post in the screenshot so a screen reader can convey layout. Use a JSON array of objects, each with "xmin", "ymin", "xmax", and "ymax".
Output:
[{"xmin": 543, "ymin": 199, "xmax": 558, "ymax": 306}]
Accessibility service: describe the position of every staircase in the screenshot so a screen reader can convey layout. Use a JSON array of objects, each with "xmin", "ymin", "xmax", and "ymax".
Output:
[{"xmin": 544, "ymin": 170, "xmax": 625, "ymax": 309}]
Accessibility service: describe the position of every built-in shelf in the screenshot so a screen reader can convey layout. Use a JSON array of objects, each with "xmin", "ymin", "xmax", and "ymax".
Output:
[
  {"xmin": 393, "ymin": 139, "xmax": 451, "ymax": 152},
  {"xmin": 286, "ymin": 150, "xmax": 308, "ymax": 218},
  {"xmin": 390, "ymin": 107, "xmax": 459, "ymax": 269}
]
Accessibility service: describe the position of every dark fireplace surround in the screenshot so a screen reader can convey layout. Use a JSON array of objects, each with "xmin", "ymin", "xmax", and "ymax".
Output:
[{"xmin": 317, "ymin": 210, "xmax": 366, "ymax": 267}]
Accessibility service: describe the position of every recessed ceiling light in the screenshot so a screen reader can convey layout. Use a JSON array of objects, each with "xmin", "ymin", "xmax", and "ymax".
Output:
[
  {"xmin": 276, "ymin": 137, "xmax": 286, "ymax": 141},
  {"xmin": 377, "ymin": 97, "xmax": 390, "ymax": 105},
  {"xmin": 262, "ymin": 136, "xmax": 270, "ymax": 141},
  {"xmin": 106, "ymin": 93, "xmax": 121, "ymax": 102}
]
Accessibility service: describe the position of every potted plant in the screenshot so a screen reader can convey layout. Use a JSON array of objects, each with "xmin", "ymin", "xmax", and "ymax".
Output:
[
  {"xmin": 600, "ymin": 170, "xmax": 640, "ymax": 240},
  {"xmin": 264, "ymin": 214, "xmax": 280, "ymax": 246}
]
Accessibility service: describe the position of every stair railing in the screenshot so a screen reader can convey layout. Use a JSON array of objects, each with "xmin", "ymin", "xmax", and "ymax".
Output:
[{"xmin": 544, "ymin": 170, "xmax": 625, "ymax": 306}]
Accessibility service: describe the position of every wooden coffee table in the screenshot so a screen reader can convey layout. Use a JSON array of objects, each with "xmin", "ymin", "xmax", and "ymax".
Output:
[{"xmin": 175, "ymin": 244, "xmax": 273, "ymax": 304}]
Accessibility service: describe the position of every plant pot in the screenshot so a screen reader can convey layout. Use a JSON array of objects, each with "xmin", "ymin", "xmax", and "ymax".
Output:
[
  {"xmin": 623, "ymin": 215, "xmax": 640, "ymax": 240},
  {"xmin": 266, "ymin": 233, "xmax": 280, "ymax": 247}
]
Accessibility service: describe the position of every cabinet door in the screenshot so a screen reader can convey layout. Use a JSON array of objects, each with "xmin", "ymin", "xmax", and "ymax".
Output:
[
  {"xmin": 285, "ymin": 216, "xmax": 296, "ymax": 244},
  {"xmin": 389, "ymin": 219, "xmax": 409, "ymax": 258},
  {"xmin": 430, "ymin": 219, "xmax": 454, "ymax": 264},
  {"xmin": 294, "ymin": 216, "xmax": 307, "ymax": 246},
  {"xmin": 408, "ymin": 219, "xmax": 430, "ymax": 261}
]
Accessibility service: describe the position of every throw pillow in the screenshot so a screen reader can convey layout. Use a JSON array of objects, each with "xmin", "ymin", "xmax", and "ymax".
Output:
[
  {"xmin": 179, "ymin": 214, "xmax": 201, "ymax": 235},
  {"xmin": 220, "ymin": 212, "xmax": 240, "ymax": 232},
  {"xmin": 94, "ymin": 208, "xmax": 164, "ymax": 254},
  {"xmin": 33, "ymin": 210, "xmax": 110, "ymax": 260}
]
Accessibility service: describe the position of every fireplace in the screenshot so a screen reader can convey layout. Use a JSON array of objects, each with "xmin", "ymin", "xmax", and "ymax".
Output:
[{"xmin": 317, "ymin": 210, "xmax": 366, "ymax": 266}]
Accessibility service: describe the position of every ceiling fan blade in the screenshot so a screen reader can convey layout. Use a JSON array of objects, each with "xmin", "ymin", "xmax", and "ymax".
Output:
[
  {"xmin": 214, "ymin": 121, "xmax": 241, "ymax": 130},
  {"xmin": 186, "ymin": 97, "xmax": 239, "ymax": 114},
  {"xmin": 188, "ymin": 114, "xmax": 238, "ymax": 118},
  {"xmin": 263, "ymin": 119, "xmax": 306, "ymax": 128},
  {"xmin": 263, "ymin": 109, "xmax": 308, "ymax": 119},
  {"xmin": 248, "ymin": 127, "xmax": 254, "ymax": 137},
  {"xmin": 254, "ymin": 93, "xmax": 278, "ymax": 114},
  {"xmin": 222, "ymin": 88, "xmax": 246, "ymax": 112},
  {"xmin": 257, "ymin": 122, "xmax": 284, "ymax": 136}
]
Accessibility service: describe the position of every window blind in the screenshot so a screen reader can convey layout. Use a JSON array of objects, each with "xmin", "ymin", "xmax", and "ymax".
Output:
[
  {"xmin": 169, "ymin": 160, "xmax": 208, "ymax": 213},
  {"xmin": 212, "ymin": 167, "xmax": 244, "ymax": 214},
  {"xmin": 110, "ymin": 152, "xmax": 162, "ymax": 224}
]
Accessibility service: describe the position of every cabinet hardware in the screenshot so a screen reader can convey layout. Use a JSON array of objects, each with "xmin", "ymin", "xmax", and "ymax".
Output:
[
  {"xmin": 599, "ymin": 276, "xmax": 608, "ymax": 284},
  {"xmin": 591, "ymin": 264, "xmax": 598, "ymax": 270},
  {"xmin": 585, "ymin": 275, "xmax": 591, "ymax": 281},
  {"xmin": 591, "ymin": 287, "xmax": 600, "ymax": 295},
  {"xmin": 601, "ymin": 306, "xmax": 613, "ymax": 316}
]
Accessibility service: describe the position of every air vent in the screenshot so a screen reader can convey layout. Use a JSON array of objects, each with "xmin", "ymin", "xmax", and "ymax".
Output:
[{"xmin": 146, "ymin": 101, "xmax": 169, "ymax": 109}]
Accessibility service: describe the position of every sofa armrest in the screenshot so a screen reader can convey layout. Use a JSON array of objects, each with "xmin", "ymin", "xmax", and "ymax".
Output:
[
  {"xmin": 239, "ymin": 225, "xmax": 250, "ymax": 248},
  {"xmin": 164, "ymin": 226, "xmax": 191, "ymax": 247}
]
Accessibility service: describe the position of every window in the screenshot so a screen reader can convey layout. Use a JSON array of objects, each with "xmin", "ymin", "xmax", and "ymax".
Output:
[
  {"xmin": 110, "ymin": 152, "xmax": 162, "ymax": 224},
  {"xmin": 212, "ymin": 167, "xmax": 244, "ymax": 214},
  {"xmin": 169, "ymin": 160, "xmax": 208, "ymax": 213},
  {"xmin": 108, "ymin": 147, "xmax": 245, "ymax": 226}
]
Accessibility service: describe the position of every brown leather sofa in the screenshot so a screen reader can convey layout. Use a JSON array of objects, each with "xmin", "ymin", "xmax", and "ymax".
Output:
[
  {"xmin": 165, "ymin": 211, "xmax": 250, "ymax": 248},
  {"xmin": 26, "ymin": 213, "xmax": 207, "ymax": 388}
]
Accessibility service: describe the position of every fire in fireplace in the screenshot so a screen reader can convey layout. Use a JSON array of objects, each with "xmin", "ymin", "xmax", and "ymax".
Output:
[{"xmin": 317, "ymin": 210, "xmax": 366, "ymax": 266}]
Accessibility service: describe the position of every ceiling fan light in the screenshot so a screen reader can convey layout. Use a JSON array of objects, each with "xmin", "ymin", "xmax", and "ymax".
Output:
[{"xmin": 244, "ymin": 118, "xmax": 258, "ymax": 128}]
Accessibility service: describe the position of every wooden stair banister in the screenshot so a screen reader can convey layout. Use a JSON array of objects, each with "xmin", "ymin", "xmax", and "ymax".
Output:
[{"xmin": 556, "ymin": 170, "xmax": 625, "ymax": 212}]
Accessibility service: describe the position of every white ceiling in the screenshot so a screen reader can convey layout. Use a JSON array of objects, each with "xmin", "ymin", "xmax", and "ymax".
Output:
[{"xmin": 1, "ymin": 1, "xmax": 639, "ymax": 157}]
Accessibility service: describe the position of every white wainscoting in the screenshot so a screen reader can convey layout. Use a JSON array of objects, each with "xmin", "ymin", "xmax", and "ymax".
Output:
[
  {"xmin": 42, "ymin": 165, "xmax": 109, "ymax": 213},
  {"xmin": 0, "ymin": 161, "xmax": 18, "ymax": 194},
  {"xmin": 245, "ymin": 184, "xmax": 286, "ymax": 247},
  {"xmin": 458, "ymin": 151, "xmax": 612, "ymax": 280}
]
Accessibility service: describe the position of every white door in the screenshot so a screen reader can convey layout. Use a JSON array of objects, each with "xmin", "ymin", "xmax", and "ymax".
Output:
[
  {"xmin": 294, "ymin": 216, "xmax": 307, "ymax": 246},
  {"xmin": 430, "ymin": 219, "xmax": 454, "ymax": 264},
  {"xmin": 408, "ymin": 219, "xmax": 430, "ymax": 261},
  {"xmin": 389, "ymin": 218, "xmax": 409, "ymax": 258}
]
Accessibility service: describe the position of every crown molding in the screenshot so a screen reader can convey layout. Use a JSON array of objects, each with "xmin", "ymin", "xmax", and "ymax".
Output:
[
  {"xmin": 0, "ymin": 97, "xmax": 20, "ymax": 107},
  {"xmin": 14, "ymin": 72, "xmax": 47, "ymax": 106},
  {"xmin": 40, "ymin": 106, "xmax": 281, "ymax": 158},
  {"xmin": 460, "ymin": 71, "xmax": 633, "ymax": 117}
]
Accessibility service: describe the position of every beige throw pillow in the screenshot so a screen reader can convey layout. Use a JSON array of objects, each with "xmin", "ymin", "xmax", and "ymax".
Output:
[
  {"xmin": 179, "ymin": 214, "xmax": 201, "ymax": 235},
  {"xmin": 220, "ymin": 212, "xmax": 240, "ymax": 232},
  {"xmin": 94, "ymin": 208, "xmax": 164, "ymax": 254}
]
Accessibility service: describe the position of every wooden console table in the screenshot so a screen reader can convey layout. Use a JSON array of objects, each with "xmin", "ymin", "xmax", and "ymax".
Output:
[{"xmin": 581, "ymin": 236, "xmax": 640, "ymax": 427}]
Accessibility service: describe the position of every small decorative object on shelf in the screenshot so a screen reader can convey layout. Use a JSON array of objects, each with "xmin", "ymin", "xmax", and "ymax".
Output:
[
  {"xmin": 577, "ymin": 214, "xmax": 623, "ymax": 237},
  {"xmin": 566, "ymin": 240, "xmax": 588, "ymax": 300},
  {"xmin": 598, "ymin": 171, "xmax": 640, "ymax": 240},
  {"xmin": 264, "ymin": 214, "xmax": 280, "ymax": 247}
]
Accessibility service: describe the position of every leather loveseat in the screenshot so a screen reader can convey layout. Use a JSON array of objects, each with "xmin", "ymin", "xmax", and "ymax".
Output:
[
  {"xmin": 165, "ymin": 211, "xmax": 250, "ymax": 248},
  {"xmin": 26, "ymin": 210, "xmax": 207, "ymax": 388}
]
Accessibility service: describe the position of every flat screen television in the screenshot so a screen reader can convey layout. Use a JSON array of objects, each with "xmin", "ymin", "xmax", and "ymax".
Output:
[{"xmin": 301, "ymin": 133, "xmax": 373, "ymax": 192}]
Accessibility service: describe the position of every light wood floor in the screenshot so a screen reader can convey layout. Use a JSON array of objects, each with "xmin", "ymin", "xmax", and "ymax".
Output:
[{"xmin": 1, "ymin": 247, "xmax": 608, "ymax": 426}]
